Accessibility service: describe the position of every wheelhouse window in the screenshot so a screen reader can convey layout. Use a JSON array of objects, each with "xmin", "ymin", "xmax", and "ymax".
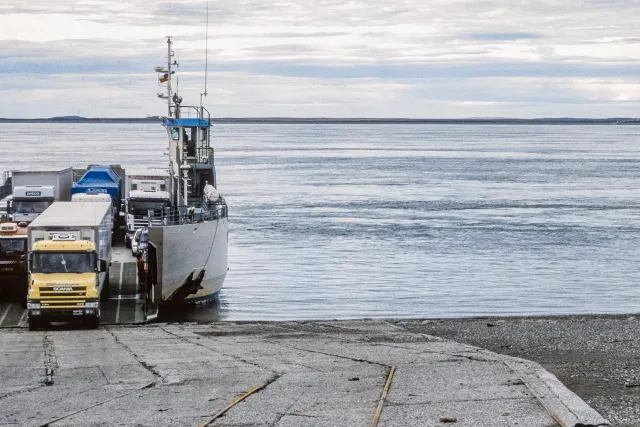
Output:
[
  {"xmin": 170, "ymin": 127, "xmax": 180, "ymax": 140},
  {"xmin": 32, "ymin": 252, "xmax": 96, "ymax": 274}
]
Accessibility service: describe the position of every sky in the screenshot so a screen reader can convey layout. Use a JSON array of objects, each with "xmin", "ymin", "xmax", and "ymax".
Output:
[{"xmin": 2, "ymin": 0, "xmax": 640, "ymax": 118}]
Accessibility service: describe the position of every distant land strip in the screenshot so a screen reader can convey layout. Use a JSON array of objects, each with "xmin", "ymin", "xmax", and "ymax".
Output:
[{"xmin": 1, "ymin": 116, "xmax": 640, "ymax": 125}]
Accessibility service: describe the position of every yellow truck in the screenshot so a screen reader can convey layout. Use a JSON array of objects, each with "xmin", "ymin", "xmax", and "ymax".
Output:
[{"xmin": 26, "ymin": 202, "xmax": 112, "ymax": 330}]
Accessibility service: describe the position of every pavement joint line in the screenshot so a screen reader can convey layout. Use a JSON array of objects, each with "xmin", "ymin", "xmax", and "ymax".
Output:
[
  {"xmin": 276, "ymin": 343, "xmax": 400, "ymax": 427},
  {"xmin": 285, "ymin": 344, "xmax": 388, "ymax": 367},
  {"xmin": 371, "ymin": 365, "xmax": 395, "ymax": 427},
  {"xmin": 268, "ymin": 322, "xmax": 494, "ymax": 364},
  {"xmin": 0, "ymin": 384, "xmax": 45, "ymax": 401},
  {"xmin": 35, "ymin": 381, "xmax": 155, "ymax": 427},
  {"xmin": 115, "ymin": 263, "xmax": 123, "ymax": 324},
  {"xmin": 105, "ymin": 328, "xmax": 163, "ymax": 381},
  {"xmin": 384, "ymin": 396, "xmax": 542, "ymax": 407},
  {"xmin": 43, "ymin": 333, "xmax": 58, "ymax": 372},
  {"xmin": 160, "ymin": 326, "xmax": 279, "ymax": 375},
  {"xmin": 199, "ymin": 383, "xmax": 268, "ymax": 427},
  {"xmin": 0, "ymin": 303, "xmax": 12, "ymax": 326}
]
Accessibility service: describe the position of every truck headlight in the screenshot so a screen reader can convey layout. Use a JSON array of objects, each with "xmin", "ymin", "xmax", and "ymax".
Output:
[
  {"xmin": 27, "ymin": 302, "xmax": 41, "ymax": 310},
  {"xmin": 85, "ymin": 301, "xmax": 99, "ymax": 308}
]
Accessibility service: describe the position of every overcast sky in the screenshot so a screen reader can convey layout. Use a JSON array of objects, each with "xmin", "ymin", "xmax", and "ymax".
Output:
[{"xmin": 2, "ymin": 0, "xmax": 640, "ymax": 118}]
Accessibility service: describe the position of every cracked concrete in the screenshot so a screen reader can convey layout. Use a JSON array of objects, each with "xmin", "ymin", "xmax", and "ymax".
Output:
[{"xmin": 0, "ymin": 320, "xmax": 608, "ymax": 426}]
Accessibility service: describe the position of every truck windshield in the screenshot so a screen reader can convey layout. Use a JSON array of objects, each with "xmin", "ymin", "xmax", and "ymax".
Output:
[
  {"xmin": 0, "ymin": 238, "xmax": 26, "ymax": 253},
  {"xmin": 32, "ymin": 252, "xmax": 96, "ymax": 274},
  {"xmin": 130, "ymin": 200, "xmax": 169, "ymax": 216},
  {"xmin": 13, "ymin": 200, "xmax": 53, "ymax": 214}
]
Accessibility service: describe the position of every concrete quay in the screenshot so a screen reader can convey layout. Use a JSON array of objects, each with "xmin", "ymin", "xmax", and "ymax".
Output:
[{"xmin": 0, "ymin": 320, "xmax": 608, "ymax": 427}]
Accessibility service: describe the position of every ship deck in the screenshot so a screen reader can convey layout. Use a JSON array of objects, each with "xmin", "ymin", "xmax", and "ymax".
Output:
[{"xmin": 0, "ymin": 245, "xmax": 146, "ymax": 328}]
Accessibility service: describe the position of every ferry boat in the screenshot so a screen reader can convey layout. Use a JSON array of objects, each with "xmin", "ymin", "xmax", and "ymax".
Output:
[{"xmin": 144, "ymin": 37, "xmax": 228, "ymax": 308}]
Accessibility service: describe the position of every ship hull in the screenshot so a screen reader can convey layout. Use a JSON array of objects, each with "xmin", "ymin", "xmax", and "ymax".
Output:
[{"xmin": 148, "ymin": 217, "xmax": 228, "ymax": 304}]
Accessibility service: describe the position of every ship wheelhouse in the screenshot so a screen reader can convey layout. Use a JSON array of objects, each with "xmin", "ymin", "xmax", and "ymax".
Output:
[{"xmin": 162, "ymin": 106, "xmax": 217, "ymax": 209}]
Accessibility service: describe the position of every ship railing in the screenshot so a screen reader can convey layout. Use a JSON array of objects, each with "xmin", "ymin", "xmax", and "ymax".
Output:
[
  {"xmin": 170, "ymin": 105, "xmax": 210, "ymax": 123},
  {"xmin": 141, "ymin": 199, "xmax": 227, "ymax": 226},
  {"xmin": 183, "ymin": 147, "xmax": 214, "ymax": 166}
]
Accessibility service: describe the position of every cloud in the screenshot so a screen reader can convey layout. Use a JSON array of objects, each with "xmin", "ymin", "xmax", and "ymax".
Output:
[
  {"xmin": 2, "ymin": 0, "xmax": 640, "ymax": 117},
  {"xmin": 464, "ymin": 32, "xmax": 542, "ymax": 41}
]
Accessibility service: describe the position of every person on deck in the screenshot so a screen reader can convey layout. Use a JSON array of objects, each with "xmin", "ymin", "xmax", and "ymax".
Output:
[{"xmin": 136, "ymin": 253, "xmax": 146, "ymax": 294}]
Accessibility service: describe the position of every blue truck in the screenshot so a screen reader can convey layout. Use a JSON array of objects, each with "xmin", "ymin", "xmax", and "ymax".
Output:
[{"xmin": 71, "ymin": 166, "xmax": 121, "ymax": 224}]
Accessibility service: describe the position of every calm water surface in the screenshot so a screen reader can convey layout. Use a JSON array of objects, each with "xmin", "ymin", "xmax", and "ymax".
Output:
[{"xmin": 1, "ymin": 123, "xmax": 640, "ymax": 320}]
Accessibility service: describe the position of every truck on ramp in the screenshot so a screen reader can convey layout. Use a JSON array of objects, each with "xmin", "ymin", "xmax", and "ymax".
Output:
[{"xmin": 25, "ymin": 201, "xmax": 112, "ymax": 330}]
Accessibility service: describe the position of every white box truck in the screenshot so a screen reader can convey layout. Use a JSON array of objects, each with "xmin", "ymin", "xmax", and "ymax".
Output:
[
  {"xmin": 10, "ymin": 168, "xmax": 73, "ymax": 223},
  {"xmin": 26, "ymin": 201, "xmax": 112, "ymax": 330},
  {"xmin": 123, "ymin": 169, "xmax": 171, "ymax": 247}
]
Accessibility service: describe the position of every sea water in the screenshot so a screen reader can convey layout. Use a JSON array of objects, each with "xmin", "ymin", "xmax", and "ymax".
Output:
[{"xmin": 1, "ymin": 123, "xmax": 639, "ymax": 320}]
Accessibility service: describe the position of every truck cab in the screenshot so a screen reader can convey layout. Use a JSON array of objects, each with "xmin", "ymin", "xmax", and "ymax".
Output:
[
  {"xmin": 124, "ymin": 189, "xmax": 171, "ymax": 247},
  {"xmin": 26, "ymin": 239, "xmax": 108, "ymax": 330},
  {"xmin": 11, "ymin": 185, "xmax": 56, "ymax": 222},
  {"xmin": 0, "ymin": 222, "xmax": 28, "ymax": 304}
]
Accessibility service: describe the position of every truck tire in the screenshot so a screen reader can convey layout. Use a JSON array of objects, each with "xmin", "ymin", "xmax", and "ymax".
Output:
[
  {"xmin": 85, "ymin": 314, "xmax": 100, "ymax": 329},
  {"xmin": 28, "ymin": 318, "xmax": 40, "ymax": 331},
  {"xmin": 101, "ymin": 275, "xmax": 110, "ymax": 302},
  {"xmin": 125, "ymin": 235, "xmax": 131, "ymax": 249}
]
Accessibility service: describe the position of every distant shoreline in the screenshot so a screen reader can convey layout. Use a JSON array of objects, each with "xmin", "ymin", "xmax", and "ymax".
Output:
[{"xmin": 1, "ymin": 117, "xmax": 639, "ymax": 125}]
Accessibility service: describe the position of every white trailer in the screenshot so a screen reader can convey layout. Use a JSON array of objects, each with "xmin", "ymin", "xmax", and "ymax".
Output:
[
  {"xmin": 26, "ymin": 202, "xmax": 113, "ymax": 329},
  {"xmin": 71, "ymin": 193, "xmax": 116, "ymax": 225},
  {"xmin": 10, "ymin": 168, "xmax": 73, "ymax": 223},
  {"xmin": 12, "ymin": 168, "xmax": 73, "ymax": 201}
]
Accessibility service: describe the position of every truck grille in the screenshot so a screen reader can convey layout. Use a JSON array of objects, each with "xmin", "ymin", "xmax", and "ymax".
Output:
[{"xmin": 40, "ymin": 286, "xmax": 87, "ymax": 309}]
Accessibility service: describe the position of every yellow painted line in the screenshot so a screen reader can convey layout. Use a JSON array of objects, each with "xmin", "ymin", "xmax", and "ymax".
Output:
[
  {"xmin": 199, "ymin": 384, "xmax": 266, "ymax": 427},
  {"xmin": 371, "ymin": 366, "xmax": 396, "ymax": 427}
]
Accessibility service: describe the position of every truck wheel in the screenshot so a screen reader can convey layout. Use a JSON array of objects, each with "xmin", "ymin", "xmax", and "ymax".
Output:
[
  {"xmin": 125, "ymin": 236, "xmax": 131, "ymax": 249},
  {"xmin": 28, "ymin": 318, "xmax": 40, "ymax": 331},
  {"xmin": 101, "ymin": 275, "xmax": 110, "ymax": 302},
  {"xmin": 85, "ymin": 315, "xmax": 100, "ymax": 329}
]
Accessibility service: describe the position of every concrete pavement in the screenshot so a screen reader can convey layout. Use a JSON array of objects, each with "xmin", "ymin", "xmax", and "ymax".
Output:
[{"xmin": 0, "ymin": 320, "xmax": 609, "ymax": 426}]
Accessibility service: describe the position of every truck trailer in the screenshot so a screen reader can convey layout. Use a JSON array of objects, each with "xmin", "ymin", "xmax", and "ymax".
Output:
[
  {"xmin": 71, "ymin": 165, "xmax": 121, "ymax": 222},
  {"xmin": 9, "ymin": 168, "xmax": 73, "ymax": 223},
  {"xmin": 26, "ymin": 201, "xmax": 112, "ymax": 330}
]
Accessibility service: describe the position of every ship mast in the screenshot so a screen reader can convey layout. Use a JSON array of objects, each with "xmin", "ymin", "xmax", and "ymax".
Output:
[
  {"xmin": 167, "ymin": 37, "xmax": 172, "ymax": 118},
  {"xmin": 156, "ymin": 37, "xmax": 178, "ymax": 118}
]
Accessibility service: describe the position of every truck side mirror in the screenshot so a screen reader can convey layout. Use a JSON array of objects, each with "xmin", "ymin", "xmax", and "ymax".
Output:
[
  {"xmin": 97, "ymin": 259, "xmax": 108, "ymax": 272},
  {"xmin": 20, "ymin": 254, "xmax": 27, "ymax": 262}
]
